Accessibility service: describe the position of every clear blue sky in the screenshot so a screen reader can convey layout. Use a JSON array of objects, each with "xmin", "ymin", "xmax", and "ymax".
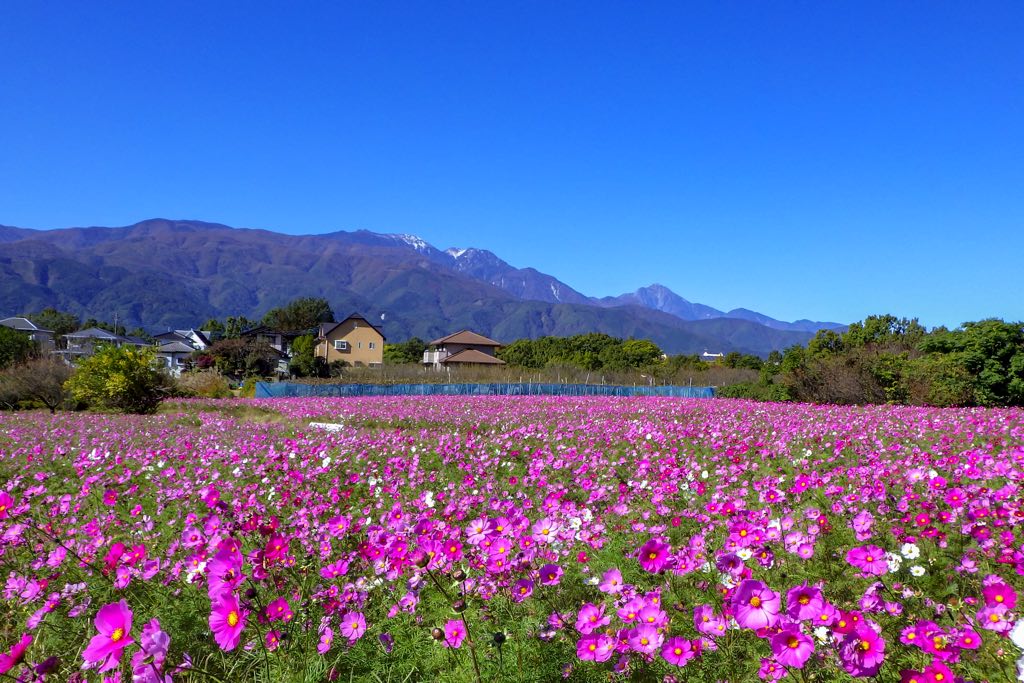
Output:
[{"xmin": 2, "ymin": 2, "xmax": 1022, "ymax": 328}]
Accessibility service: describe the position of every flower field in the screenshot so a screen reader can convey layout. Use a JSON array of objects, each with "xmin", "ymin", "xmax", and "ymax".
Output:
[{"xmin": 2, "ymin": 397, "xmax": 1024, "ymax": 682}]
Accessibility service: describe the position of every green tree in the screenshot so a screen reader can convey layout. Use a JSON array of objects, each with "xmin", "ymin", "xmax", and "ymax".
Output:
[
  {"xmin": 0, "ymin": 356, "xmax": 73, "ymax": 413},
  {"xmin": 0, "ymin": 327, "xmax": 36, "ymax": 369},
  {"xmin": 25, "ymin": 307, "xmax": 80, "ymax": 338},
  {"xmin": 262, "ymin": 297, "xmax": 334, "ymax": 331},
  {"xmin": 621, "ymin": 339, "xmax": 663, "ymax": 368},
  {"xmin": 920, "ymin": 319, "xmax": 1024, "ymax": 406},
  {"xmin": 224, "ymin": 316, "xmax": 257, "ymax": 339},
  {"xmin": 204, "ymin": 338, "xmax": 281, "ymax": 380},
  {"xmin": 64, "ymin": 345, "xmax": 172, "ymax": 414},
  {"xmin": 383, "ymin": 337, "xmax": 427, "ymax": 365},
  {"xmin": 288, "ymin": 334, "xmax": 327, "ymax": 377}
]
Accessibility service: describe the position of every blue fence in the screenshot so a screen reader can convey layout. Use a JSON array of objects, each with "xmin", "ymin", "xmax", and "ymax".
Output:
[{"xmin": 254, "ymin": 382, "xmax": 715, "ymax": 399}]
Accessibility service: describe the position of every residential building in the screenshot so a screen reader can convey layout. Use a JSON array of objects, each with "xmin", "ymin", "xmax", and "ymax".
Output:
[
  {"xmin": 155, "ymin": 341, "xmax": 196, "ymax": 377},
  {"xmin": 153, "ymin": 329, "xmax": 211, "ymax": 351},
  {"xmin": 60, "ymin": 327, "xmax": 148, "ymax": 361},
  {"xmin": 0, "ymin": 317, "xmax": 56, "ymax": 351},
  {"xmin": 314, "ymin": 314, "xmax": 385, "ymax": 367},
  {"xmin": 701, "ymin": 351, "xmax": 725, "ymax": 364},
  {"xmin": 423, "ymin": 330, "xmax": 506, "ymax": 369}
]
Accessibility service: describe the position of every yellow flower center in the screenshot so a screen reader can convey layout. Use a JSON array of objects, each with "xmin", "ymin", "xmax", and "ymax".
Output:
[
  {"xmin": 111, "ymin": 628, "xmax": 124, "ymax": 642},
  {"xmin": 859, "ymin": 640, "xmax": 871, "ymax": 651},
  {"xmin": 989, "ymin": 614, "xmax": 1001, "ymax": 623},
  {"xmin": 227, "ymin": 611, "xmax": 239, "ymax": 627},
  {"xmin": 640, "ymin": 637, "xmax": 649, "ymax": 646},
  {"xmin": 674, "ymin": 647, "xmax": 682, "ymax": 655},
  {"xmin": 787, "ymin": 636, "xmax": 799, "ymax": 649},
  {"xmin": 588, "ymin": 643, "xmax": 596, "ymax": 652},
  {"xmin": 648, "ymin": 552, "xmax": 657, "ymax": 560},
  {"xmin": 995, "ymin": 595, "xmax": 1004, "ymax": 603},
  {"xmin": 750, "ymin": 596, "xmax": 762, "ymax": 608},
  {"xmin": 865, "ymin": 555, "xmax": 874, "ymax": 562},
  {"xmin": 798, "ymin": 595, "xmax": 810, "ymax": 605}
]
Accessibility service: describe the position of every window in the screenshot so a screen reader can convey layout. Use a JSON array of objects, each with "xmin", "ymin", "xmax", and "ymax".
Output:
[
  {"xmin": 368, "ymin": 342, "xmax": 376, "ymax": 349},
  {"xmin": 358, "ymin": 342, "xmax": 362, "ymax": 349},
  {"xmin": 333, "ymin": 340, "xmax": 348, "ymax": 351}
]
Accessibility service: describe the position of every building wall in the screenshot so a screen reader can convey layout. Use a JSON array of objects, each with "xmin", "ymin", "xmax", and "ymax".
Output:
[{"xmin": 315, "ymin": 319, "xmax": 384, "ymax": 366}]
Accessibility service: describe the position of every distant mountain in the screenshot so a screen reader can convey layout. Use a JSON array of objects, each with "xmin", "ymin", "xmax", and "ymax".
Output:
[{"xmin": 0, "ymin": 218, "xmax": 840, "ymax": 355}]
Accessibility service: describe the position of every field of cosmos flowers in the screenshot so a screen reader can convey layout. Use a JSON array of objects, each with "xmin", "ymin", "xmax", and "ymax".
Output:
[{"xmin": 2, "ymin": 396, "xmax": 1024, "ymax": 683}]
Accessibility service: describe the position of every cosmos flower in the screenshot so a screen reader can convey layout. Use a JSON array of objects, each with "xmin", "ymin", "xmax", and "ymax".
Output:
[
  {"xmin": 732, "ymin": 580, "xmax": 780, "ymax": 630},
  {"xmin": 209, "ymin": 594, "xmax": 246, "ymax": 651},
  {"xmin": 82, "ymin": 600, "xmax": 134, "ymax": 672}
]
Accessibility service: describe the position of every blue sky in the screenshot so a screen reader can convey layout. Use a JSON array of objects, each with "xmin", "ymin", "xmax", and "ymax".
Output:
[{"xmin": 2, "ymin": 2, "xmax": 1022, "ymax": 328}]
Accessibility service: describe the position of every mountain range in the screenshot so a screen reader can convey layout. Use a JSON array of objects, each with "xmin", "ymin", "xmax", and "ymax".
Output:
[{"xmin": 0, "ymin": 219, "xmax": 844, "ymax": 355}]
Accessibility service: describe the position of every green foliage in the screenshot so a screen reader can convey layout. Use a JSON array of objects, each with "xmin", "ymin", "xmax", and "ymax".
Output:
[
  {"xmin": 497, "ymin": 334, "xmax": 664, "ymax": 372},
  {"xmin": 262, "ymin": 297, "xmax": 334, "ymax": 331},
  {"xmin": 383, "ymin": 337, "xmax": 428, "ymax": 364},
  {"xmin": 203, "ymin": 338, "xmax": 282, "ymax": 380},
  {"xmin": 25, "ymin": 307, "xmax": 80, "ymax": 338},
  {"xmin": 288, "ymin": 334, "xmax": 328, "ymax": 378},
  {"xmin": 224, "ymin": 316, "xmax": 257, "ymax": 339},
  {"xmin": 780, "ymin": 315, "xmax": 1024, "ymax": 407},
  {"xmin": 64, "ymin": 345, "xmax": 172, "ymax": 413},
  {"xmin": 716, "ymin": 381, "xmax": 791, "ymax": 401},
  {"xmin": 0, "ymin": 326, "xmax": 36, "ymax": 369}
]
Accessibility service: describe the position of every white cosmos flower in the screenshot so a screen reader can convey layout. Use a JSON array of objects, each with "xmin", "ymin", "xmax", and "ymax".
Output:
[
  {"xmin": 901, "ymin": 543, "xmax": 921, "ymax": 560},
  {"xmin": 1009, "ymin": 619, "xmax": 1024, "ymax": 650},
  {"xmin": 886, "ymin": 553, "xmax": 903, "ymax": 572},
  {"xmin": 910, "ymin": 565, "xmax": 925, "ymax": 577}
]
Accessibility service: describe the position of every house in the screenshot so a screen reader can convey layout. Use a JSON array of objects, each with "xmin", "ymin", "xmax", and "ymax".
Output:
[
  {"xmin": 0, "ymin": 317, "xmax": 56, "ymax": 351},
  {"xmin": 60, "ymin": 327, "xmax": 149, "ymax": 361},
  {"xmin": 153, "ymin": 329, "xmax": 211, "ymax": 351},
  {"xmin": 154, "ymin": 341, "xmax": 196, "ymax": 377},
  {"xmin": 239, "ymin": 325, "xmax": 307, "ymax": 357},
  {"xmin": 423, "ymin": 330, "xmax": 506, "ymax": 369},
  {"xmin": 701, "ymin": 351, "xmax": 725, "ymax": 364},
  {"xmin": 314, "ymin": 314, "xmax": 385, "ymax": 367}
]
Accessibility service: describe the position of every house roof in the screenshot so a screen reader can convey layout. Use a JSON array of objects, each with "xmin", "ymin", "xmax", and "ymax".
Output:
[
  {"xmin": 156, "ymin": 341, "xmax": 196, "ymax": 353},
  {"xmin": 0, "ymin": 317, "xmax": 52, "ymax": 333},
  {"xmin": 240, "ymin": 325, "xmax": 312, "ymax": 339},
  {"xmin": 317, "ymin": 313, "xmax": 386, "ymax": 341},
  {"xmin": 64, "ymin": 327, "xmax": 123, "ymax": 340},
  {"xmin": 440, "ymin": 348, "xmax": 507, "ymax": 365},
  {"xmin": 429, "ymin": 330, "xmax": 502, "ymax": 347}
]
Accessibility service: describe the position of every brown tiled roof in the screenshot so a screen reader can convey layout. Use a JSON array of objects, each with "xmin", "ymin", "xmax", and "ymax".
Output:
[
  {"xmin": 429, "ymin": 330, "xmax": 502, "ymax": 347},
  {"xmin": 317, "ymin": 314, "xmax": 386, "ymax": 341},
  {"xmin": 440, "ymin": 348, "xmax": 506, "ymax": 365}
]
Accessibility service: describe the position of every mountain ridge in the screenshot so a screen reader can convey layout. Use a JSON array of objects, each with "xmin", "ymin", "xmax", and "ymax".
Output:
[{"xmin": 0, "ymin": 218, "xmax": 843, "ymax": 355}]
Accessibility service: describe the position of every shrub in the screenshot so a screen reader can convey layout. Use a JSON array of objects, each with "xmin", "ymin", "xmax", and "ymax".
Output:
[
  {"xmin": 0, "ymin": 356, "xmax": 73, "ymax": 412},
  {"xmin": 64, "ymin": 345, "xmax": 173, "ymax": 414},
  {"xmin": 175, "ymin": 369, "xmax": 233, "ymax": 398}
]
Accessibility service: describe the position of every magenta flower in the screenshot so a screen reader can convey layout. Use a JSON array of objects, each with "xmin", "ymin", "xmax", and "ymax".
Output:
[
  {"xmin": 441, "ymin": 619, "xmax": 466, "ymax": 648},
  {"xmin": 732, "ymin": 580, "xmax": 780, "ymax": 630},
  {"xmin": 539, "ymin": 563, "xmax": 563, "ymax": 586},
  {"xmin": 786, "ymin": 583, "xmax": 824, "ymax": 621},
  {"xmin": 0, "ymin": 634, "xmax": 31, "ymax": 675},
  {"xmin": 693, "ymin": 604, "xmax": 727, "ymax": 637},
  {"xmin": 846, "ymin": 545, "xmax": 888, "ymax": 576},
  {"xmin": 638, "ymin": 538, "xmax": 670, "ymax": 573},
  {"xmin": 839, "ymin": 626, "xmax": 885, "ymax": 677},
  {"xmin": 982, "ymin": 581, "xmax": 1017, "ymax": 609},
  {"xmin": 627, "ymin": 623, "xmax": 663, "ymax": 654},
  {"xmin": 531, "ymin": 516, "xmax": 559, "ymax": 544},
  {"xmin": 575, "ymin": 603, "xmax": 610, "ymax": 634},
  {"xmin": 661, "ymin": 636, "xmax": 696, "ymax": 666},
  {"xmin": 576, "ymin": 633, "xmax": 615, "ymax": 662},
  {"xmin": 130, "ymin": 619, "xmax": 170, "ymax": 683},
  {"xmin": 512, "ymin": 579, "xmax": 534, "ymax": 602},
  {"xmin": 209, "ymin": 593, "xmax": 246, "ymax": 651},
  {"xmin": 598, "ymin": 567, "xmax": 624, "ymax": 594},
  {"xmin": 82, "ymin": 600, "xmax": 134, "ymax": 672},
  {"xmin": 0, "ymin": 492, "xmax": 13, "ymax": 520},
  {"xmin": 977, "ymin": 604, "xmax": 1012, "ymax": 633},
  {"xmin": 770, "ymin": 625, "xmax": 814, "ymax": 668},
  {"xmin": 266, "ymin": 597, "xmax": 294, "ymax": 622},
  {"xmin": 340, "ymin": 611, "xmax": 367, "ymax": 641},
  {"xmin": 318, "ymin": 627, "xmax": 334, "ymax": 655}
]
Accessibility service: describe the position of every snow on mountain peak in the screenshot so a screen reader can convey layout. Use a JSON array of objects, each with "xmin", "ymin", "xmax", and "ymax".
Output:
[{"xmin": 446, "ymin": 248, "xmax": 468, "ymax": 259}]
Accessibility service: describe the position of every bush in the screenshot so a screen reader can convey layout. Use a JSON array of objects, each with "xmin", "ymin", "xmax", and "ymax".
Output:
[
  {"xmin": 0, "ymin": 356, "xmax": 73, "ymax": 412},
  {"xmin": 175, "ymin": 369, "xmax": 233, "ymax": 398},
  {"xmin": 64, "ymin": 345, "xmax": 173, "ymax": 414},
  {"xmin": 717, "ymin": 381, "xmax": 791, "ymax": 402}
]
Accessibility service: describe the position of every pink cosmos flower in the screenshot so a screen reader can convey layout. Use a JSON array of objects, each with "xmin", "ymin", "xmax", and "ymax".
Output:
[
  {"xmin": 340, "ymin": 611, "xmax": 367, "ymax": 641},
  {"xmin": 846, "ymin": 545, "xmax": 888, "ymax": 576},
  {"xmin": 598, "ymin": 567, "xmax": 624, "ymax": 594},
  {"xmin": 627, "ymin": 623, "xmax": 663, "ymax": 655},
  {"xmin": 539, "ymin": 563, "xmax": 563, "ymax": 586},
  {"xmin": 977, "ymin": 604, "xmax": 1011, "ymax": 633},
  {"xmin": 531, "ymin": 517, "xmax": 559, "ymax": 544},
  {"xmin": 982, "ymin": 581, "xmax": 1017, "ymax": 609},
  {"xmin": 758, "ymin": 657, "xmax": 786, "ymax": 680},
  {"xmin": 693, "ymin": 604, "xmax": 727, "ymax": 637},
  {"xmin": 441, "ymin": 619, "xmax": 466, "ymax": 648},
  {"xmin": 661, "ymin": 636, "xmax": 696, "ymax": 666},
  {"xmin": 770, "ymin": 625, "xmax": 814, "ymax": 668},
  {"xmin": 130, "ymin": 619, "xmax": 170, "ymax": 683},
  {"xmin": 576, "ymin": 634, "xmax": 615, "ymax": 662},
  {"xmin": 0, "ymin": 634, "xmax": 31, "ymax": 675},
  {"xmin": 732, "ymin": 580, "xmax": 780, "ymax": 630},
  {"xmin": 209, "ymin": 593, "xmax": 246, "ymax": 651},
  {"xmin": 786, "ymin": 583, "xmax": 824, "ymax": 621},
  {"xmin": 318, "ymin": 627, "xmax": 334, "ymax": 655},
  {"xmin": 82, "ymin": 600, "xmax": 134, "ymax": 672},
  {"xmin": 575, "ymin": 603, "xmax": 610, "ymax": 634},
  {"xmin": 266, "ymin": 597, "xmax": 294, "ymax": 623},
  {"xmin": 839, "ymin": 626, "xmax": 885, "ymax": 677},
  {"xmin": 512, "ymin": 579, "xmax": 534, "ymax": 603},
  {"xmin": 0, "ymin": 492, "xmax": 14, "ymax": 520},
  {"xmin": 638, "ymin": 538, "xmax": 670, "ymax": 573}
]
